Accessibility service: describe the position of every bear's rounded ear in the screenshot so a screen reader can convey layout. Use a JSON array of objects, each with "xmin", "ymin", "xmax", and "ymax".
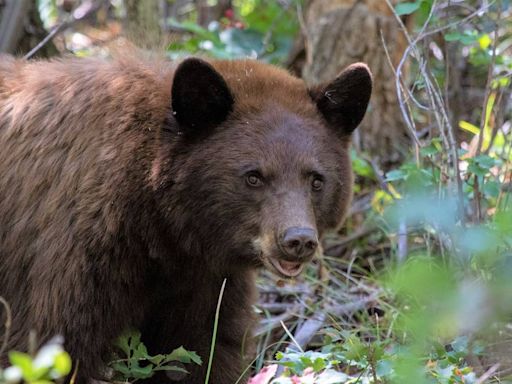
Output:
[
  {"xmin": 309, "ymin": 63, "xmax": 372, "ymax": 136},
  {"xmin": 171, "ymin": 58, "xmax": 234, "ymax": 134}
]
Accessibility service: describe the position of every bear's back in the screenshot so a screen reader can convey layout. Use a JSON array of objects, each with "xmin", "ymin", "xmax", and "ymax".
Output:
[{"xmin": 0, "ymin": 57, "xmax": 172, "ymax": 272}]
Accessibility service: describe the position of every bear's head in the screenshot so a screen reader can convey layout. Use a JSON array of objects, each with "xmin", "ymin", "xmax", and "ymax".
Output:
[{"xmin": 154, "ymin": 58, "xmax": 372, "ymax": 278}]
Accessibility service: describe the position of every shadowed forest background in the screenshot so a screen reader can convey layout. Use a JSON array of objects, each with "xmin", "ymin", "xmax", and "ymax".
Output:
[{"xmin": 1, "ymin": 0, "xmax": 512, "ymax": 383}]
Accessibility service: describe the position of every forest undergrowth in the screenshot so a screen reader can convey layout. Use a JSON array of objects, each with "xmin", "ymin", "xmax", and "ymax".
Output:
[{"xmin": 0, "ymin": 1, "xmax": 511, "ymax": 383}]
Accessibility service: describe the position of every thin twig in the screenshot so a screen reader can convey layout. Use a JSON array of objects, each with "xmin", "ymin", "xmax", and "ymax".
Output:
[
  {"xmin": 475, "ymin": 363, "xmax": 500, "ymax": 384},
  {"xmin": 385, "ymin": 0, "xmax": 467, "ymax": 223},
  {"xmin": 24, "ymin": 0, "xmax": 107, "ymax": 60}
]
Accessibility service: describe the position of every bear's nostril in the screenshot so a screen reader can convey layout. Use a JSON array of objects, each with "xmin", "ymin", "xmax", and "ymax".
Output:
[
  {"xmin": 305, "ymin": 240, "xmax": 317, "ymax": 250},
  {"xmin": 289, "ymin": 240, "xmax": 301, "ymax": 248},
  {"xmin": 281, "ymin": 227, "xmax": 318, "ymax": 258}
]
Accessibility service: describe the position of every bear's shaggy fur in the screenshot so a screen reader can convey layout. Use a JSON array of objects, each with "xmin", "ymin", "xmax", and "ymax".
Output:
[{"xmin": 0, "ymin": 55, "xmax": 371, "ymax": 383}]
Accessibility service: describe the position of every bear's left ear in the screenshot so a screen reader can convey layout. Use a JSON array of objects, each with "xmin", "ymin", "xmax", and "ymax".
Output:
[
  {"xmin": 171, "ymin": 58, "xmax": 234, "ymax": 134},
  {"xmin": 309, "ymin": 63, "xmax": 372, "ymax": 136}
]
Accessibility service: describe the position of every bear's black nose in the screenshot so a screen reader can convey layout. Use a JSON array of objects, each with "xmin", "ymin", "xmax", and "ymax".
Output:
[{"xmin": 280, "ymin": 227, "xmax": 318, "ymax": 259}]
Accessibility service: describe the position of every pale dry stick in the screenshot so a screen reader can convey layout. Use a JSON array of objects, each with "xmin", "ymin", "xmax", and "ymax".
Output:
[
  {"xmin": 385, "ymin": 0, "xmax": 466, "ymax": 223},
  {"xmin": 475, "ymin": 363, "xmax": 500, "ymax": 384},
  {"xmin": 379, "ymin": 30, "xmax": 421, "ymax": 167},
  {"xmin": 23, "ymin": 0, "xmax": 108, "ymax": 60},
  {"xmin": 386, "ymin": 0, "xmax": 438, "ymax": 148},
  {"xmin": 291, "ymin": 292, "xmax": 381, "ymax": 351},
  {"xmin": 422, "ymin": 1, "xmax": 496, "ymax": 39},
  {"xmin": 428, "ymin": 68, "xmax": 466, "ymax": 225},
  {"xmin": 397, "ymin": 0, "xmax": 493, "ymax": 162},
  {"xmin": 0, "ymin": 296, "xmax": 12, "ymax": 357},
  {"xmin": 379, "ymin": 28, "xmax": 432, "ymax": 114}
]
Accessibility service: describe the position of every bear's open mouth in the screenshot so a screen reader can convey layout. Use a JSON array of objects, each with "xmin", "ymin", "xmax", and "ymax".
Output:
[{"xmin": 267, "ymin": 257, "xmax": 304, "ymax": 278}]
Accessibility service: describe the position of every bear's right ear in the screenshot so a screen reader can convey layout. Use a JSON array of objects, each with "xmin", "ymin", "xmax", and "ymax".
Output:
[
  {"xmin": 171, "ymin": 58, "xmax": 234, "ymax": 134},
  {"xmin": 309, "ymin": 63, "xmax": 372, "ymax": 136}
]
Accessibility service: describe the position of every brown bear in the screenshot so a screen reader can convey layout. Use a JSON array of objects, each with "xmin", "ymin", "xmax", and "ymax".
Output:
[{"xmin": 0, "ymin": 55, "xmax": 371, "ymax": 383}]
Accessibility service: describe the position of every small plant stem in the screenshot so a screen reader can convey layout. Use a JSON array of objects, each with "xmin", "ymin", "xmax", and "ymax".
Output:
[
  {"xmin": 369, "ymin": 346, "xmax": 378, "ymax": 384},
  {"xmin": 204, "ymin": 278, "xmax": 227, "ymax": 384},
  {"xmin": 280, "ymin": 320, "xmax": 303, "ymax": 353}
]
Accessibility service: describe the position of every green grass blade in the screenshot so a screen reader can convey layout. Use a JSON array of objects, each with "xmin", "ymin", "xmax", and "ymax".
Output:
[{"xmin": 204, "ymin": 278, "xmax": 227, "ymax": 384}]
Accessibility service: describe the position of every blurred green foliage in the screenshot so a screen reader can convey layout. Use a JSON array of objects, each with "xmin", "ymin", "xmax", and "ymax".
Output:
[
  {"xmin": 0, "ymin": 340, "xmax": 71, "ymax": 384},
  {"xmin": 167, "ymin": 0, "xmax": 300, "ymax": 64}
]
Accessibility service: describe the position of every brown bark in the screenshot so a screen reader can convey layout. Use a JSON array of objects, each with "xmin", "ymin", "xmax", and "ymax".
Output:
[
  {"xmin": 124, "ymin": 0, "xmax": 162, "ymax": 48},
  {"xmin": 299, "ymin": 0, "xmax": 410, "ymax": 166},
  {"xmin": 0, "ymin": 0, "xmax": 58, "ymax": 57}
]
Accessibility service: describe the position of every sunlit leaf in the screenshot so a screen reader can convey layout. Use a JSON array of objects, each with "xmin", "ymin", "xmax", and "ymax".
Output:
[
  {"xmin": 478, "ymin": 34, "xmax": 492, "ymax": 49},
  {"xmin": 459, "ymin": 120, "xmax": 480, "ymax": 135},
  {"xmin": 395, "ymin": 2, "xmax": 421, "ymax": 15}
]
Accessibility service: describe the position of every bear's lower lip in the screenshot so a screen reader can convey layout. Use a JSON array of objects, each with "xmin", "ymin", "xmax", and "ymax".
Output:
[{"xmin": 268, "ymin": 257, "xmax": 304, "ymax": 278}]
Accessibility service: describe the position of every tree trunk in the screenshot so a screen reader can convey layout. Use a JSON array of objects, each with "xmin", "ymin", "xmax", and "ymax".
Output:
[
  {"xmin": 0, "ymin": 0, "xmax": 58, "ymax": 57},
  {"xmin": 299, "ymin": 0, "xmax": 410, "ymax": 166},
  {"xmin": 124, "ymin": 0, "xmax": 162, "ymax": 48}
]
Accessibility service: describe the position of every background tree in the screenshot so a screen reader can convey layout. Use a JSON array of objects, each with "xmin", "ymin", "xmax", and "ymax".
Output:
[
  {"xmin": 0, "ymin": 0, "xmax": 57, "ymax": 57},
  {"xmin": 292, "ymin": 0, "xmax": 411, "ymax": 166}
]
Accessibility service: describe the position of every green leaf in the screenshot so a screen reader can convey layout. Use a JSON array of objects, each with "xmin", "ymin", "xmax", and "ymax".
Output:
[
  {"xmin": 111, "ymin": 362, "xmax": 131, "ymax": 376},
  {"xmin": 312, "ymin": 357, "xmax": 326, "ymax": 372},
  {"xmin": 155, "ymin": 365, "xmax": 189, "ymax": 373},
  {"xmin": 8, "ymin": 351, "xmax": 35, "ymax": 379},
  {"xmin": 376, "ymin": 360, "xmax": 394, "ymax": 377},
  {"xmin": 52, "ymin": 352, "xmax": 72, "ymax": 376},
  {"xmin": 475, "ymin": 155, "xmax": 496, "ymax": 169},
  {"xmin": 395, "ymin": 2, "xmax": 421, "ymax": 15},
  {"xmin": 148, "ymin": 354, "xmax": 165, "ymax": 365},
  {"xmin": 131, "ymin": 365, "xmax": 155, "ymax": 380},
  {"xmin": 165, "ymin": 347, "xmax": 202, "ymax": 365},
  {"xmin": 444, "ymin": 31, "xmax": 479, "ymax": 45},
  {"xmin": 483, "ymin": 180, "xmax": 500, "ymax": 198},
  {"xmin": 116, "ymin": 331, "xmax": 137, "ymax": 357},
  {"xmin": 444, "ymin": 32, "xmax": 464, "ymax": 42},
  {"xmin": 420, "ymin": 143, "xmax": 440, "ymax": 156},
  {"xmin": 459, "ymin": 120, "xmax": 480, "ymax": 135},
  {"xmin": 385, "ymin": 169, "xmax": 407, "ymax": 182},
  {"xmin": 134, "ymin": 342, "xmax": 149, "ymax": 360}
]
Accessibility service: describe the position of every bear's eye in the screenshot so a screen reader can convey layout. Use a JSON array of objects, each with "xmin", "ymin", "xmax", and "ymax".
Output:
[
  {"xmin": 311, "ymin": 176, "xmax": 324, "ymax": 191},
  {"xmin": 245, "ymin": 172, "xmax": 264, "ymax": 188}
]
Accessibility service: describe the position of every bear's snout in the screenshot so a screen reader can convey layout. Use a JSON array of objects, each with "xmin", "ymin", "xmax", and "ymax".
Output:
[{"xmin": 279, "ymin": 226, "xmax": 318, "ymax": 260}]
